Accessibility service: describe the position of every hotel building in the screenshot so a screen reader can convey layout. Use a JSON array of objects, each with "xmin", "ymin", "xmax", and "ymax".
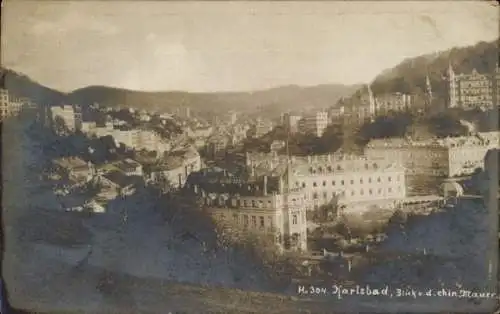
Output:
[
  {"xmin": 448, "ymin": 64, "xmax": 500, "ymax": 110},
  {"xmin": 299, "ymin": 111, "xmax": 329, "ymax": 137},
  {"xmin": 245, "ymin": 152, "xmax": 407, "ymax": 211},
  {"xmin": 282, "ymin": 113, "xmax": 303, "ymax": 134},
  {"xmin": 365, "ymin": 131, "xmax": 500, "ymax": 178},
  {"xmin": 186, "ymin": 167, "xmax": 309, "ymax": 251}
]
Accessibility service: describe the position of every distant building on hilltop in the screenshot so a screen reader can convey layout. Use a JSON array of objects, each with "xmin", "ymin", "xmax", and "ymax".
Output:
[{"xmin": 448, "ymin": 63, "xmax": 500, "ymax": 110}]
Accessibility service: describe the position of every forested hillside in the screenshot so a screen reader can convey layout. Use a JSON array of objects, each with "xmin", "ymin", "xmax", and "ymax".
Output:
[{"xmin": 337, "ymin": 39, "xmax": 498, "ymax": 109}]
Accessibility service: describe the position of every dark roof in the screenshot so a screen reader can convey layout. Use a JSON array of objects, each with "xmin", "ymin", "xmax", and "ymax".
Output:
[
  {"xmin": 186, "ymin": 169, "xmax": 281, "ymax": 196},
  {"xmin": 103, "ymin": 170, "xmax": 142, "ymax": 187}
]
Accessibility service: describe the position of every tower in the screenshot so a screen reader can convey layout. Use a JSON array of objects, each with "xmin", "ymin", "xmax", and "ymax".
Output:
[
  {"xmin": 367, "ymin": 84, "xmax": 376, "ymax": 116},
  {"xmin": 448, "ymin": 62, "xmax": 458, "ymax": 108}
]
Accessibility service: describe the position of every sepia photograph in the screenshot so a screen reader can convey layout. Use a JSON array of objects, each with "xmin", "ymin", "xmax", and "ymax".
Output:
[{"xmin": 1, "ymin": 1, "xmax": 499, "ymax": 313}]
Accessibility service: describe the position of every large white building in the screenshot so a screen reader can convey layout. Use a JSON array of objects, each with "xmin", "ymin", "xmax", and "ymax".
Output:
[
  {"xmin": 299, "ymin": 111, "xmax": 329, "ymax": 137},
  {"xmin": 84, "ymin": 124, "xmax": 171, "ymax": 154},
  {"xmin": 145, "ymin": 146, "xmax": 202, "ymax": 189},
  {"xmin": 365, "ymin": 132, "xmax": 499, "ymax": 178},
  {"xmin": 282, "ymin": 113, "xmax": 303, "ymax": 133},
  {"xmin": 246, "ymin": 152, "xmax": 407, "ymax": 211},
  {"xmin": 448, "ymin": 63, "xmax": 500, "ymax": 110},
  {"xmin": 0, "ymin": 89, "xmax": 35, "ymax": 120},
  {"xmin": 186, "ymin": 168, "xmax": 309, "ymax": 251}
]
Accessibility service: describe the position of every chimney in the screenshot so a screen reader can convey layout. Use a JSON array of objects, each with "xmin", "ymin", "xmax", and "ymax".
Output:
[{"xmin": 263, "ymin": 175, "xmax": 268, "ymax": 196}]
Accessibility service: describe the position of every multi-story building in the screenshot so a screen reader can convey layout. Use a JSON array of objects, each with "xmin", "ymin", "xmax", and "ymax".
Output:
[
  {"xmin": 375, "ymin": 92, "xmax": 413, "ymax": 115},
  {"xmin": 365, "ymin": 131, "xmax": 499, "ymax": 178},
  {"xmin": 0, "ymin": 89, "xmax": 9, "ymax": 120},
  {"xmin": 245, "ymin": 152, "xmax": 407, "ymax": 211},
  {"xmin": 365, "ymin": 138, "xmax": 450, "ymax": 177},
  {"xmin": 282, "ymin": 113, "xmax": 303, "ymax": 133},
  {"xmin": 50, "ymin": 105, "xmax": 78, "ymax": 132},
  {"xmin": 145, "ymin": 146, "xmax": 201, "ymax": 189},
  {"xmin": 299, "ymin": 111, "xmax": 329, "ymax": 137},
  {"xmin": 0, "ymin": 89, "xmax": 34, "ymax": 120},
  {"xmin": 329, "ymin": 106, "xmax": 345, "ymax": 121},
  {"xmin": 227, "ymin": 111, "xmax": 238, "ymax": 125},
  {"xmin": 88, "ymin": 125, "xmax": 171, "ymax": 154},
  {"xmin": 448, "ymin": 64, "xmax": 500, "ymax": 110},
  {"xmin": 185, "ymin": 168, "xmax": 309, "ymax": 251},
  {"xmin": 252, "ymin": 118, "xmax": 274, "ymax": 138}
]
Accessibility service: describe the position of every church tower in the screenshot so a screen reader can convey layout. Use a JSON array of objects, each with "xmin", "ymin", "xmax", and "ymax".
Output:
[{"xmin": 448, "ymin": 62, "xmax": 458, "ymax": 108}]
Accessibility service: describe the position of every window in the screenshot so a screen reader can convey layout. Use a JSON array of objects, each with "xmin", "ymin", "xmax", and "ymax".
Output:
[
  {"xmin": 351, "ymin": 190, "xmax": 355, "ymax": 196},
  {"xmin": 322, "ymin": 181, "xmax": 326, "ymax": 187},
  {"xmin": 251, "ymin": 216, "xmax": 257, "ymax": 227},
  {"xmin": 313, "ymin": 182, "xmax": 317, "ymax": 187},
  {"xmin": 378, "ymin": 188, "xmax": 382, "ymax": 194},
  {"xmin": 259, "ymin": 216, "xmax": 265, "ymax": 228},
  {"xmin": 268, "ymin": 217, "xmax": 274, "ymax": 230},
  {"xmin": 323, "ymin": 192, "xmax": 328, "ymax": 199},
  {"xmin": 388, "ymin": 187, "xmax": 392, "ymax": 193},
  {"xmin": 341, "ymin": 180, "xmax": 345, "ymax": 185},
  {"xmin": 292, "ymin": 214, "xmax": 298, "ymax": 225},
  {"xmin": 377, "ymin": 177, "xmax": 381, "ymax": 183},
  {"xmin": 368, "ymin": 177, "xmax": 372, "ymax": 183},
  {"xmin": 369, "ymin": 189, "xmax": 373, "ymax": 195},
  {"xmin": 388, "ymin": 176, "xmax": 392, "ymax": 182},
  {"xmin": 360, "ymin": 189, "xmax": 364, "ymax": 195},
  {"xmin": 302, "ymin": 182, "xmax": 306, "ymax": 188},
  {"xmin": 243, "ymin": 215, "xmax": 249, "ymax": 226},
  {"xmin": 313, "ymin": 192, "xmax": 318, "ymax": 199},
  {"xmin": 350, "ymin": 179, "xmax": 354, "ymax": 185},
  {"xmin": 233, "ymin": 214, "xmax": 238, "ymax": 223},
  {"xmin": 332, "ymin": 180, "xmax": 336, "ymax": 186},
  {"xmin": 360, "ymin": 179, "xmax": 363, "ymax": 184},
  {"xmin": 252, "ymin": 200, "xmax": 256, "ymax": 207}
]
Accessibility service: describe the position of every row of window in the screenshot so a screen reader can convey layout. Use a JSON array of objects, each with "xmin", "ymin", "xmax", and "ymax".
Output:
[
  {"xmin": 298, "ymin": 175, "xmax": 400, "ymax": 188},
  {"xmin": 311, "ymin": 186, "xmax": 402, "ymax": 199},
  {"xmin": 227, "ymin": 211, "xmax": 306, "ymax": 230}
]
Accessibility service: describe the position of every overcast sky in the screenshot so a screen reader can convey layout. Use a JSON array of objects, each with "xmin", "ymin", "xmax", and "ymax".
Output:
[{"xmin": 2, "ymin": 1, "xmax": 498, "ymax": 93}]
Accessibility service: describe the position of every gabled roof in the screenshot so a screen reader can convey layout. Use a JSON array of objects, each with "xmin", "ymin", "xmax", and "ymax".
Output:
[{"xmin": 102, "ymin": 170, "xmax": 142, "ymax": 187}]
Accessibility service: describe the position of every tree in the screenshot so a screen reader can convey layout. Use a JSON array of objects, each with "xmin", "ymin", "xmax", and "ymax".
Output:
[{"xmin": 388, "ymin": 209, "xmax": 408, "ymax": 227}]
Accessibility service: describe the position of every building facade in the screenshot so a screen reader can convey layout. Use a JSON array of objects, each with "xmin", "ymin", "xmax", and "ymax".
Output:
[
  {"xmin": 365, "ymin": 132, "xmax": 499, "ymax": 178},
  {"xmin": 186, "ymin": 170, "xmax": 309, "ymax": 251},
  {"xmin": 246, "ymin": 152, "xmax": 407, "ymax": 211},
  {"xmin": 283, "ymin": 113, "xmax": 303, "ymax": 133},
  {"xmin": 300, "ymin": 111, "xmax": 329, "ymax": 137},
  {"xmin": 375, "ymin": 92, "xmax": 413, "ymax": 115},
  {"xmin": 448, "ymin": 64, "xmax": 500, "ymax": 110}
]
